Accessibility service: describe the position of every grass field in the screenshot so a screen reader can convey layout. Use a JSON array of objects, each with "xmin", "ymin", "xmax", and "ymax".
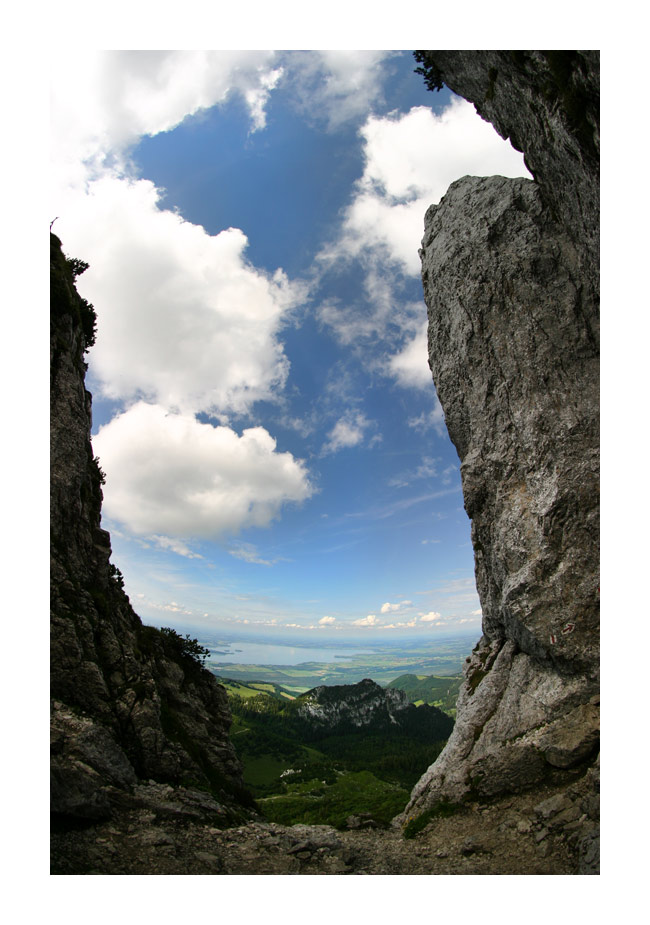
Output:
[{"xmin": 257, "ymin": 770, "xmax": 410, "ymax": 829}]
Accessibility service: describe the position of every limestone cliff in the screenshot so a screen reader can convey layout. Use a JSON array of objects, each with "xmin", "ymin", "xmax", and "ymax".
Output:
[
  {"xmin": 295, "ymin": 678, "xmax": 454, "ymax": 739},
  {"xmin": 401, "ymin": 52, "xmax": 599, "ymax": 835},
  {"xmin": 50, "ymin": 234, "xmax": 250, "ymax": 825}
]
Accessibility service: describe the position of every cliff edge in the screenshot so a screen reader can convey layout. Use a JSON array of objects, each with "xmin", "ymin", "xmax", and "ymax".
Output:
[
  {"xmin": 50, "ymin": 234, "xmax": 251, "ymax": 829},
  {"xmin": 400, "ymin": 52, "xmax": 599, "ymax": 870}
]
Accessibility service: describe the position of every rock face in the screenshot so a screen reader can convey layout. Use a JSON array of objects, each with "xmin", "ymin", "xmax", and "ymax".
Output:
[
  {"xmin": 415, "ymin": 51, "xmax": 599, "ymax": 284},
  {"xmin": 401, "ymin": 51, "xmax": 599, "ymax": 829},
  {"xmin": 50, "ymin": 234, "xmax": 250, "ymax": 826},
  {"xmin": 296, "ymin": 678, "xmax": 454, "ymax": 739}
]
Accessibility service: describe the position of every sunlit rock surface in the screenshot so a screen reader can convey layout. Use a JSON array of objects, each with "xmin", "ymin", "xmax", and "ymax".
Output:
[{"xmin": 401, "ymin": 54, "xmax": 599, "ymax": 870}]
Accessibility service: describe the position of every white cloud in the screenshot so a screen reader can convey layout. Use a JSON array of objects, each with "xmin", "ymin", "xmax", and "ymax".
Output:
[
  {"xmin": 51, "ymin": 52, "xmax": 306, "ymax": 421},
  {"xmin": 380, "ymin": 600, "xmax": 413, "ymax": 614},
  {"xmin": 93, "ymin": 402, "xmax": 313, "ymax": 539},
  {"xmin": 334, "ymin": 98, "xmax": 530, "ymax": 276},
  {"xmin": 228, "ymin": 542, "xmax": 278, "ymax": 566},
  {"xmin": 322, "ymin": 412, "xmax": 373, "ymax": 455},
  {"xmin": 407, "ymin": 397, "xmax": 447, "ymax": 437},
  {"xmin": 50, "ymin": 50, "xmax": 282, "ymax": 194},
  {"xmin": 419, "ymin": 611, "xmax": 442, "ymax": 622},
  {"xmin": 352, "ymin": 614, "xmax": 378, "ymax": 626},
  {"xmin": 151, "ymin": 536, "xmax": 204, "ymax": 559},
  {"xmin": 317, "ymin": 96, "xmax": 530, "ymax": 354},
  {"xmin": 319, "ymin": 616, "xmax": 336, "ymax": 625},
  {"xmin": 152, "ymin": 601, "xmax": 193, "ymax": 615},
  {"xmin": 441, "ymin": 465, "xmax": 457, "ymax": 485},
  {"xmin": 388, "ymin": 456, "xmax": 439, "ymax": 489},
  {"xmin": 60, "ymin": 177, "xmax": 304, "ymax": 416},
  {"xmin": 51, "ymin": 53, "xmax": 313, "ymax": 561},
  {"xmin": 388, "ymin": 323, "xmax": 432, "ymax": 389},
  {"xmin": 282, "ymin": 51, "xmax": 397, "ymax": 130}
]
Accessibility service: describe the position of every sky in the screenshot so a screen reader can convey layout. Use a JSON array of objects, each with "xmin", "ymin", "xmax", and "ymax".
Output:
[{"xmin": 50, "ymin": 49, "xmax": 531, "ymax": 643}]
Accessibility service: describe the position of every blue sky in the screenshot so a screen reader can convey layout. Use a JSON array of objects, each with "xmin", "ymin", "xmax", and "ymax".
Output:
[{"xmin": 50, "ymin": 50, "xmax": 530, "ymax": 641}]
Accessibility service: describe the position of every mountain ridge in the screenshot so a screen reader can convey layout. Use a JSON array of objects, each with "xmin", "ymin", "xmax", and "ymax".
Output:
[{"xmin": 295, "ymin": 678, "xmax": 453, "ymax": 739}]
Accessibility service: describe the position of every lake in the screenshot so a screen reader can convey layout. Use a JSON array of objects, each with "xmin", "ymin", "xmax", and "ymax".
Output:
[{"xmin": 206, "ymin": 640, "xmax": 373, "ymax": 666}]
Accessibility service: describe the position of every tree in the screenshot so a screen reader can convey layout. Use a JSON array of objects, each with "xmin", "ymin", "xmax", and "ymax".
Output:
[
  {"xmin": 159, "ymin": 627, "xmax": 211, "ymax": 666},
  {"xmin": 413, "ymin": 51, "xmax": 445, "ymax": 92}
]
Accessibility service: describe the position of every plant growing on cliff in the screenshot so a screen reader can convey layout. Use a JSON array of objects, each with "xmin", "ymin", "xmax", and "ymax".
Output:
[
  {"xmin": 50, "ymin": 236, "xmax": 97, "ymax": 352},
  {"xmin": 413, "ymin": 51, "xmax": 445, "ymax": 92},
  {"xmin": 65, "ymin": 256, "xmax": 89, "ymax": 278},
  {"xmin": 109, "ymin": 563, "xmax": 125, "ymax": 589},
  {"xmin": 159, "ymin": 627, "xmax": 211, "ymax": 666}
]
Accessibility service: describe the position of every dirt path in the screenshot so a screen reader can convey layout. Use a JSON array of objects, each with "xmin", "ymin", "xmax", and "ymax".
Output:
[{"xmin": 51, "ymin": 770, "xmax": 598, "ymax": 875}]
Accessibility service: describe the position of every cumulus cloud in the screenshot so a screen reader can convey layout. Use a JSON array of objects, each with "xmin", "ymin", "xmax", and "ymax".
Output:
[
  {"xmin": 92, "ymin": 402, "xmax": 313, "ymax": 540},
  {"xmin": 51, "ymin": 51, "xmax": 305, "ymax": 421},
  {"xmin": 352, "ymin": 614, "xmax": 378, "ymax": 626},
  {"xmin": 322, "ymin": 412, "xmax": 373, "ymax": 455},
  {"xmin": 282, "ymin": 51, "xmax": 397, "ymax": 130},
  {"xmin": 317, "ymin": 97, "xmax": 530, "ymax": 361},
  {"xmin": 332, "ymin": 98, "xmax": 530, "ymax": 275},
  {"xmin": 319, "ymin": 616, "xmax": 336, "ymax": 625},
  {"xmin": 49, "ymin": 51, "xmax": 319, "ymax": 552},
  {"xmin": 60, "ymin": 177, "xmax": 304, "ymax": 416},
  {"xmin": 419, "ymin": 611, "xmax": 442, "ymax": 622},
  {"xmin": 388, "ymin": 323, "xmax": 432, "ymax": 389},
  {"xmin": 380, "ymin": 600, "xmax": 413, "ymax": 614},
  {"xmin": 50, "ymin": 50, "xmax": 282, "ymax": 193}
]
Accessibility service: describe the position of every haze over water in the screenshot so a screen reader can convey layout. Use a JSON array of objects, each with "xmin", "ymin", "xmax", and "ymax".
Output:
[{"xmin": 207, "ymin": 639, "xmax": 374, "ymax": 666}]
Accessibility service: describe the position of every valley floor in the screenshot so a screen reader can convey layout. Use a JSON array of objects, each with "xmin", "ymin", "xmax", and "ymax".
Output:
[{"xmin": 50, "ymin": 770, "xmax": 598, "ymax": 875}]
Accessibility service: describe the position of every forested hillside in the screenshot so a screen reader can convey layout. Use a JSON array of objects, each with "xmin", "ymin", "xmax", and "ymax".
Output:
[
  {"xmin": 386, "ymin": 674, "xmax": 462, "ymax": 716},
  {"xmin": 225, "ymin": 679, "xmax": 453, "ymax": 828}
]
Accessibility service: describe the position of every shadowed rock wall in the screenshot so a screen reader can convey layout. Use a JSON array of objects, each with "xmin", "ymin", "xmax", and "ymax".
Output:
[{"xmin": 50, "ymin": 234, "xmax": 249, "ymax": 824}]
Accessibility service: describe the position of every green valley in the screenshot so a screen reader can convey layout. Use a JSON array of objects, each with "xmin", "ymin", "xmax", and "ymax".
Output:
[{"xmin": 222, "ymin": 677, "xmax": 455, "ymax": 829}]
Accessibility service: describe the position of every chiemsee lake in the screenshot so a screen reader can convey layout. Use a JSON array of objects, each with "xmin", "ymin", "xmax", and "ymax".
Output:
[
  {"xmin": 204, "ymin": 639, "xmax": 374, "ymax": 666},
  {"xmin": 167, "ymin": 628, "xmax": 477, "ymax": 686}
]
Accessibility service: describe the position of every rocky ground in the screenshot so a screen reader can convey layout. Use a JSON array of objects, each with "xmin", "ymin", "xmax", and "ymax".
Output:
[{"xmin": 51, "ymin": 760, "xmax": 598, "ymax": 875}]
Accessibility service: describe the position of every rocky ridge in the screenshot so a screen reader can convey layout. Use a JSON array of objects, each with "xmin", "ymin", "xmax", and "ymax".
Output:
[
  {"xmin": 50, "ymin": 235, "xmax": 250, "ymax": 827},
  {"xmin": 295, "ymin": 678, "xmax": 453, "ymax": 738},
  {"xmin": 400, "ymin": 50, "xmax": 599, "ymax": 868}
]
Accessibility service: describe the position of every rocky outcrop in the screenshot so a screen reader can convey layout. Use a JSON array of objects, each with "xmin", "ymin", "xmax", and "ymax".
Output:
[
  {"xmin": 296, "ymin": 678, "xmax": 454, "ymax": 739},
  {"xmin": 51, "ymin": 774, "xmax": 595, "ymax": 874},
  {"xmin": 401, "ymin": 51, "xmax": 599, "ymax": 851},
  {"xmin": 415, "ymin": 51, "xmax": 599, "ymax": 284},
  {"xmin": 50, "ymin": 234, "xmax": 250, "ymax": 827}
]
